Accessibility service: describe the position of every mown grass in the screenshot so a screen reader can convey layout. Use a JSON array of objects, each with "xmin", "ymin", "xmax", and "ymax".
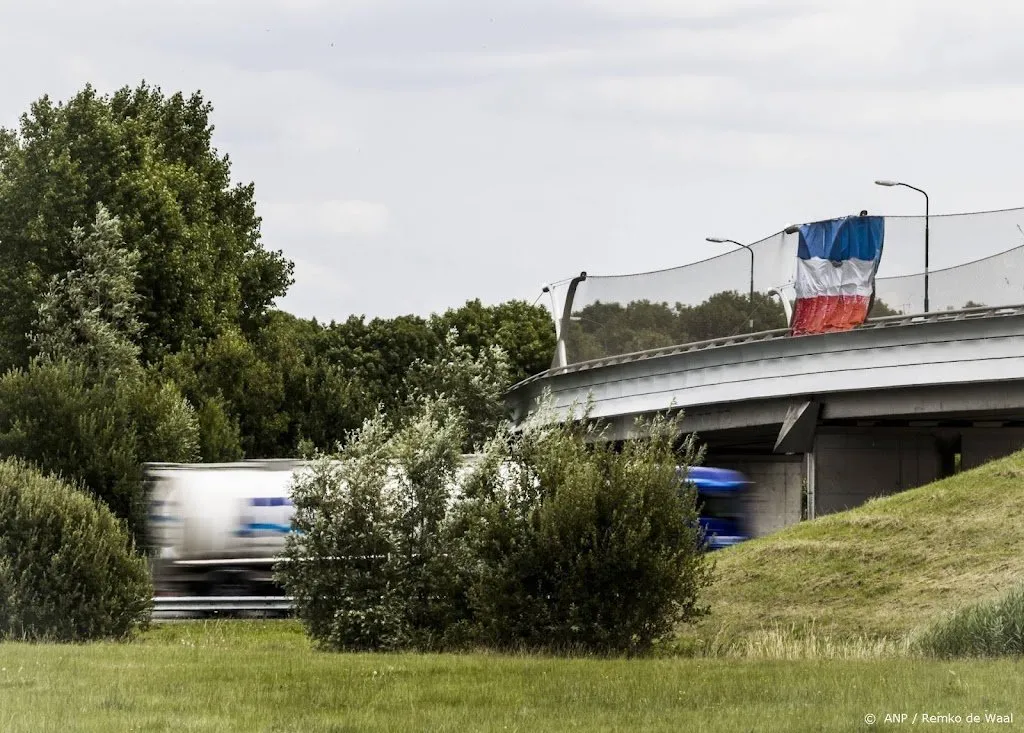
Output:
[
  {"xmin": 0, "ymin": 620, "xmax": 1020, "ymax": 732},
  {"xmin": 682, "ymin": 450, "xmax": 1024, "ymax": 653}
]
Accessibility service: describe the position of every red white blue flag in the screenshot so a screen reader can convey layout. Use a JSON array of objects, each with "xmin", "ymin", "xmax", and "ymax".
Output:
[{"xmin": 791, "ymin": 216, "xmax": 885, "ymax": 336}]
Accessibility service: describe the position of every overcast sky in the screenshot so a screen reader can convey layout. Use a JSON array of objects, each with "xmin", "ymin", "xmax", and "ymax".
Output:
[{"xmin": 4, "ymin": 0, "xmax": 1024, "ymax": 322}]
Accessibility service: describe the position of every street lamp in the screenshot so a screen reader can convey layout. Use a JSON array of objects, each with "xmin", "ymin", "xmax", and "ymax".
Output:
[
  {"xmin": 875, "ymin": 179, "xmax": 930, "ymax": 313},
  {"xmin": 706, "ymin": 237, "xmax": 755, "ymax": 330}
]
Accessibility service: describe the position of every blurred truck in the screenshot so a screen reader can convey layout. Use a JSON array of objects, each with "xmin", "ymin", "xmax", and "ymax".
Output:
[
  {"xmin": 683, "ymin": 465, "xmax": 752, "ymax": 550},
  {"xmin": 146, "ymin": 460, "xmax": 302, "ymax": 596},
  {"xmin": 146, "ymin": 458, "xmax": 752, "ymax": 596}
]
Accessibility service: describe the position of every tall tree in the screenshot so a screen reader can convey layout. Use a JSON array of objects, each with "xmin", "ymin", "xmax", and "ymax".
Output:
[
  {"xmin": 0, "ymin": 82, "xmax": 293, "ymax": 368},
  {"xmin": 0, "ymin": 206, "xmax": 198, "ymax": 538},
  {"xmin": 30, "ymin": 205, "xmax": 142, "ymax": 376},
  {"xmin": 430, "ymin": 299, "xmax": 555, "ymax": 382},
  {"xmin": 405, "ymin": 330, "xmax": 512, "ymax": 452}
]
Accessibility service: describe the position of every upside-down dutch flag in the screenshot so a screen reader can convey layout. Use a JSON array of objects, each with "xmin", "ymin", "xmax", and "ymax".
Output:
[{"xmin": 791, "ymin": 215, "xmax": 885, "ymax": 336}]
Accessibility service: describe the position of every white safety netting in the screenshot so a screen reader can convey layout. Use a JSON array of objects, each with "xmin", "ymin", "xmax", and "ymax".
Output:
[{"xmin": 544, "ymin": 206, "xmax": 1024, "ymax": 366}]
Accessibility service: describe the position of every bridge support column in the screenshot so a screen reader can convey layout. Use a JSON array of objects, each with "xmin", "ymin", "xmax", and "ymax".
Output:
[
  {"xmin": 960, "ymin": 428, "xmax": 1024, "ymax": 470},
  {"xmin": 805, "ymin": 450, "xmax": 816, "ymax": 520},
  {"xmin": 708, "ymin": 455, "xmax": 804, "ymax": 537},
  {"xmin": 811, "ymin": 428, "xmax": 942, "ymax": 516}
]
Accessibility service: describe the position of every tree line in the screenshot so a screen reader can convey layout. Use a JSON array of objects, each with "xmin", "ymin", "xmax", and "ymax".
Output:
[
  {"xmin": 0, "ymin": 83, "xmax": 714, "ymax": 649},
  {"xmin": 0, "ymin": 82, "xmax": 806, "ymax": 648}
]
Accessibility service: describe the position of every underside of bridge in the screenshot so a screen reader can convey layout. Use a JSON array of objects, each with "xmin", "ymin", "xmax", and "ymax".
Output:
[{"xmin": 671, "ymin": 381, "xmax": 1024, "ymax": 539}]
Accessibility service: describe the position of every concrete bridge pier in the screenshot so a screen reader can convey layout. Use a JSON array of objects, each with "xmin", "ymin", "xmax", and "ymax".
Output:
[
  {"xmin": 701, "ymin": 454, "xmax": 804, "ymax": 537},
  {"xmin": 807, "ymin": 429, "xmax": 943, "ymax": 516},
  {"xmin": 709, "ymin": 426, "xmax": 1024, "ymax": 538}
]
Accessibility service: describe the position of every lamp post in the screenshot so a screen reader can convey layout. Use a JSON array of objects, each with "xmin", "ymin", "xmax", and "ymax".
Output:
[
  {"xmin": 706, "ymin": 237, "xmax": 755, "ymax": 330},
  {"xmin": 875, "ymin": 179, "xmax": 930, "ymax": 313}
]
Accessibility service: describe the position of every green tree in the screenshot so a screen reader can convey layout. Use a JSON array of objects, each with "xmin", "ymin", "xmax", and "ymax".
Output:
[
  {"xmin": 564, "ymin": 292, "xmax": 787, "ymax": 363},
  {"xmin": 682, "ymin": 290, "xmax": 787, "ymax": 341},
  {"xmin": 406, "ymin": 330, "xmax": 511, "ymax": 452},
  {"xmin": 431, "ymin": 299, "xmax": 556, "ymax": 382},
  {"xmin": 868, "ymin": 297, "xmax": 901, "ymax": 317},
  {"xmin": 0, "ymin": 205, "xmax": 197, "ymax": 537},
  {"xmin": 193, "ymin": 396, "xmax": 244, "ymax": 462},
  {"xmin": 29, "ymin": 205, "xmax": 142, "ymax": 375},
  {"xmin": 161, "ymin": 311, "xmax": 372, "ymax": 459},
  {"xmin": 0, "ymin": 82, "xmax": 293, "ymax": 368},
  {"xmin": 0, "ymin": 361, "xmax": 197, "ymax": 538},
  {"xmin": 317, "ymin": 313, "xmax": 440, "ymax": 420},
  {"xmin": 161, "ymin": 325, "xmax": 286, "ymax": 459}
]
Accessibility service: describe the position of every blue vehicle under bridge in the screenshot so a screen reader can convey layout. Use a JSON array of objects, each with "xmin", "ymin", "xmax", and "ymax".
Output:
[{"xmin": 682, "ymin": 466, "xmax": 752, "ymax": 551}]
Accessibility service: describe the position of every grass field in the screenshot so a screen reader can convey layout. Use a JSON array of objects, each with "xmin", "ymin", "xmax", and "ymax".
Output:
[
  {"xmin": 0, "ymin": 620, "xmax": 1020, "ymax": 732},
  {"xmin": 683, "ymin": 450, "xmax": 1024, "ymax": 653}
]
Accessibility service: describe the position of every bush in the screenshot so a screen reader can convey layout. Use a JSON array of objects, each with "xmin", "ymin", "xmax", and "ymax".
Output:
[
  {"xmin": 460, "ymin": 410, "xmax": 712, "ymax": 654},
  {"xmin": 278, "ymin": 398, "xmax": 468, "ymax": 651},
  {"xmin": 915, "ymin": 584, "xmax": 1024, "ymax": 658},
  {"xmin": 0, "ymin": 360, "xmax": 198, "ymax": 540},
  {"xmin": 0, "ymin": 458, "xmax": 151, "ymax": 641},
  {"xmin": 281, "ymin": 392, "xmax": 713, "ymax": 655}
]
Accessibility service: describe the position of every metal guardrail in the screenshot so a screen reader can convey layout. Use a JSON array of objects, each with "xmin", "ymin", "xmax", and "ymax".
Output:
[{"xmin": 152, "ymin": 596, "xmax": 293, "ymax": 614}]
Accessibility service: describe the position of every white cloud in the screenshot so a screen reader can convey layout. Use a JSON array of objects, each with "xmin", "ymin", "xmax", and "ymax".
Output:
[
  {"xmin": 578, "ymin": 0, "xmax": 800, "ymax": 19},
  {"xmin": 261, "ymin": 200, "xmax": 390, "ymax": 238},
  {"xmin": 648, "ymin": 128, "xmax": 865, "ymax": 168},
  {"xmin": 592, "ymin": 75, "xmax": 744, "ymax": 113}
]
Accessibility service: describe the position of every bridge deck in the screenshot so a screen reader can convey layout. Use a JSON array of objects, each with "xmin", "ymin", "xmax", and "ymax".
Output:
[{"xmin": 507, "ymin": 305, "xmax": 1024, "ymax": 440}]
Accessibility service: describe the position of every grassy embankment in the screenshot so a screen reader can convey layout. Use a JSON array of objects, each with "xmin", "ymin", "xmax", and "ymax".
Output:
[
  {"xmin": 0, "ymin": 621, "xmax": 1021, "ymax": 732},
  {"xmin": 685, "ymin": 448, "xmax": 1024, "ymax": 655}
]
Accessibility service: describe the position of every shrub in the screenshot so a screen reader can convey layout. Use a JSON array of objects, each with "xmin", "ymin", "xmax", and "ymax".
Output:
[
  {"xmin": 280, "ymin": 385, "xmax": 712, "ymax": 655},
  {"xmin": 0, "ymin": 360, "xmax": 198, "ymax": 540},
  {"xmin": 0, "ymin": 458, "xmax": 151, "ymax": 641},
  {"xmin": 915, "ymin": 584, "xmax": 1024, "ymax": 658},
  {"xmin": 278, "ymin": 398, "xmax": 468, "ymax": 651},
  {"xmin": 459, "ymin": 410, "xmax": 712, "ymax": 654}
]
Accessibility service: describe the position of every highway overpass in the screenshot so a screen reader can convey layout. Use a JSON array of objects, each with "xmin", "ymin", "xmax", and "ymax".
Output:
[{"xmin": 506, "ymin": 305, "xmax": 1024, "ymax": 538}]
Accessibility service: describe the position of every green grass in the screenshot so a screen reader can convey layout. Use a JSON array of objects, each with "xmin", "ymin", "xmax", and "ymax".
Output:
[
  {"xmin": 0, "ymin": 620, "xmax": 1020, "ymax": 732},
  {"xmin": 684, "ymin": 449, "xmax": 1024, "ymax": 652},
  {"xmin": 916, "ymin": 582, "xmax": 1024, "ymax": 658}
]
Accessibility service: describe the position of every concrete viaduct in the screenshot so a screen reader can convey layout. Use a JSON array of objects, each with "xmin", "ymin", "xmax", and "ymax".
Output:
[{"xmin": 505, "ymin": 305, "xmax": 1024, "ymax": 539}]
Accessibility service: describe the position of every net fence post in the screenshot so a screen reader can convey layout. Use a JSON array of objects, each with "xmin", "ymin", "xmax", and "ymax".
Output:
[{"xmin": 551, "ymin": 271, "xmax": 587, "ymax": 370}]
